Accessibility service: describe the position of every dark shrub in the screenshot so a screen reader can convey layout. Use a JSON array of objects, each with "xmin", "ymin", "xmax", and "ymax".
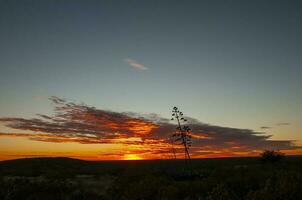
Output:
[{"xmin": 260, "ymin": 150, "xmax": 285, "ymax": 163}]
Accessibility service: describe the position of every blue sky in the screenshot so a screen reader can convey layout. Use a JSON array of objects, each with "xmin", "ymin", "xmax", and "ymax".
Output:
[{"xmin": 0, "ymin": 0, "xmax": 301, "ymax": 145}]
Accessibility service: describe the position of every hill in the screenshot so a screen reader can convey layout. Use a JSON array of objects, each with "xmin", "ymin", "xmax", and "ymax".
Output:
[
  {"xmin": 0, "ymin": 157, "xmax": 122, "ymax": 177},
  {"xmin": 1, "ymin": 156, "xmax": 302, "ymax": 177}
]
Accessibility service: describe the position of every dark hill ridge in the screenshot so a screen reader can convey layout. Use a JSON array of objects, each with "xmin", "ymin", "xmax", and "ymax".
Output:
[
  {"xmin": 0, "ymin": 157, "xmax": 123, "ymax": 177},
  {"xmin": 0, "ymin": 157, "xmax": 85, "ymax": 165},
  {"xmin": 1, "ymin": 156, "xmax": 302, "ymax": 178}
]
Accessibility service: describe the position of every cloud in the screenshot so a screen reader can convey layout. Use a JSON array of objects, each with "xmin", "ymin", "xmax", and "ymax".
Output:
[
  {"xmin": 259, "ymin": 123, "xmax": 291, "ymax": 130},
  {"xmin": 124, "ymin": 58, "xmax": 148, "ymax": 70},
  {"xmin": 276, "ymin": 122, "xmax": 291, "ymax": 126},
  {"xmin": 260, "ymin": 126, "xmax": 272, "ymax": 130},
  {"xmin": 0, "ymin": 97, "xmax": 300, "ymax": 159}
]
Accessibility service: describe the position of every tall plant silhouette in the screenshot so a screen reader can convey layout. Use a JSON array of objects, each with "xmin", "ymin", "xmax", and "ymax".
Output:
[
  {"xmin": 171, "ymin": 106, "xmax": 192, "ymax": 161},
  {"xmin": 169, "ymin": 135, "xmax": 177, "ymax": 159}
]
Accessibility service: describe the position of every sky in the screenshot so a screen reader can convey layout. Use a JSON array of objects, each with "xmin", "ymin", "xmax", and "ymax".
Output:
[{"xmin": 0, "ymin": 0, "xmax": 301, "ymax": 160}]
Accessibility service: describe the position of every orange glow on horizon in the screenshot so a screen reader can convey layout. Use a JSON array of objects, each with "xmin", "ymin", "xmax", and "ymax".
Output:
[
  {"xmin": 1, "ymin": 133, "xmax": 302, "ymax": 161},
  {"xmin": 123, "ymin": 154, "xmax": 142, "ymax": 160}
]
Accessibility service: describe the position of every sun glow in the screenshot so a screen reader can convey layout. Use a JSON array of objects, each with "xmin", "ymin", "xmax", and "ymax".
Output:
[{"xmin": 123, "ymin": 154, "xmax": 142, "ymax": 160}]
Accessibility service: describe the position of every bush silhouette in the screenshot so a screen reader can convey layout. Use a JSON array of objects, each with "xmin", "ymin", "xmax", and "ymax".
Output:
[{"xmin": 260, "ymin": 150, "xmax": 285, "ymax": 163}]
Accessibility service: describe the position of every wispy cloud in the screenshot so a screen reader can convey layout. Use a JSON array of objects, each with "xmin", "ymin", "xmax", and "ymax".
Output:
[
  {"xmin": 0, "ymin": 97, "xmax": 300, "ymax": 159},
  {"xmin": 260, "ymin": 126, "xmax": 272, "ymax": 130},
  {"xmin": 124, "ymin": 58, "xmax": 148, "ymax": 70},
  {"xmin": 276, "ymin": 122, "xmax": 291, "ymax": 126},
  {"xmin": 259, "ymin": 122, "xmax": 291, "ymax": 130}
]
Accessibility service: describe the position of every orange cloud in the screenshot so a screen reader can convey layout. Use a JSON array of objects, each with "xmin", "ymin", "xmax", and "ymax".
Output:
[{"xmin": 0, "ymin": 96, "xmax": 301, "ymax": 161}]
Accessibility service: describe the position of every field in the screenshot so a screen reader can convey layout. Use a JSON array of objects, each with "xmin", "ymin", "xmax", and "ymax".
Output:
[{"xmin": 0, "ymin": 156, "xmax": 302, "ymax": 200}]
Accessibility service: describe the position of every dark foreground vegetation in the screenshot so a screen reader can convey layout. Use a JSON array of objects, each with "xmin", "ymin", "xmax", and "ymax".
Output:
[{"xmin": 0, "ymin": 155, "xmax": 302, "ymax": 200}]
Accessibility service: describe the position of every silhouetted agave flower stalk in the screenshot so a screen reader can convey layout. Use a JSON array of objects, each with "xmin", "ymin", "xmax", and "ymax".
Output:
[{"xmin": 171, "ymin": 106, "xmax": 192, "ymax": 161}]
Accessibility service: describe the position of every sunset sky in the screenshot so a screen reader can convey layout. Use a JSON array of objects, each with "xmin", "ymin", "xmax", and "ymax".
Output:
[{"xmin": 0, "ymin": 0, "xmax": 301, "ymax": 160}]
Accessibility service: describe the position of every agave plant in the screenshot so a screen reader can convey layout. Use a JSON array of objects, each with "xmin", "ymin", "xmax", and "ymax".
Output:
[{"xmin": 171, "ymin": 106, "xmax": 192, "ymax": 161}]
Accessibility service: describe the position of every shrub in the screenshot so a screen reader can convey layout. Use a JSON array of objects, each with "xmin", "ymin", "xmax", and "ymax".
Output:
[{"xmin": 260, "ymin": 150, "xmax": 285, "ymax": 164}]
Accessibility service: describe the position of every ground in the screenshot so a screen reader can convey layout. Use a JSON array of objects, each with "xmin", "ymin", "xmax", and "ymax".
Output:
[{"xmin": 0, "ymin": 156, "xmax": 302, "ymax": 199}]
